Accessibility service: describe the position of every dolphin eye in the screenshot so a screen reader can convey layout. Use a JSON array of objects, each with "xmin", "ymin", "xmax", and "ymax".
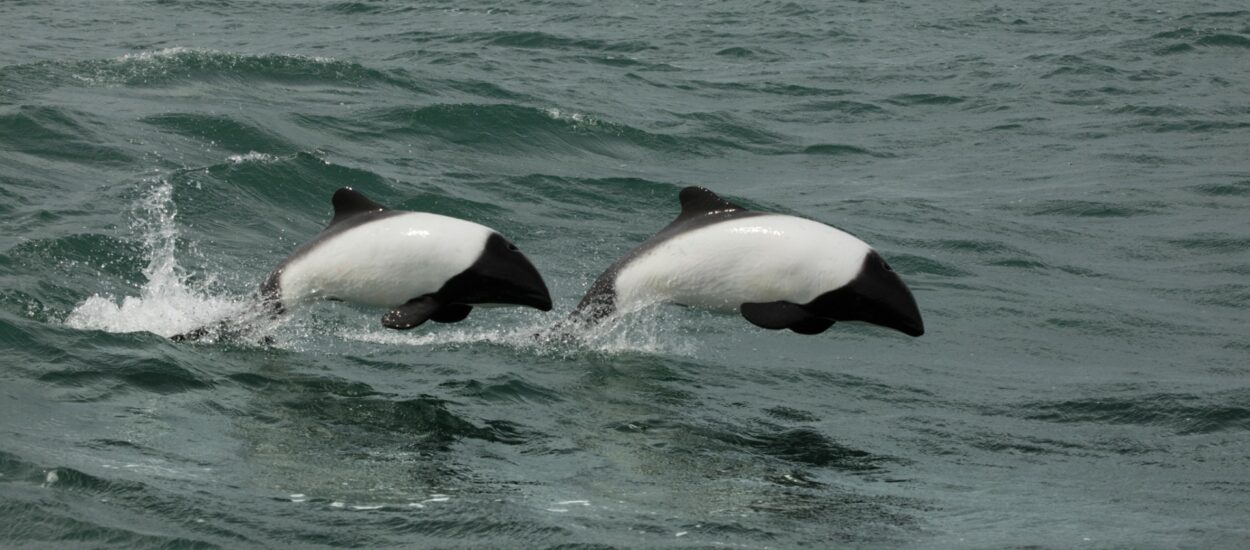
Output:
[
  {"xmin": 879, "ymin": 256, "xmax": 893, "ymax": 272},
  {"xmin": 507, "ymin": 243, "xmax": 519, "ymax": 251}
]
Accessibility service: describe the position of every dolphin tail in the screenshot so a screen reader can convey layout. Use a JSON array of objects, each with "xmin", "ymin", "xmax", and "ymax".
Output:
[{"xmin": 170, "ymin": 296, "xmax": 282, "ymax": 343}]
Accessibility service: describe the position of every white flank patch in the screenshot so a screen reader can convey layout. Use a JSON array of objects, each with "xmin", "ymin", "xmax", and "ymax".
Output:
[
  {"xmin": 612, "ymin": 214, "xmax": 871, "ymax": 312},
  {"xmin": 278, "ymin": 213, "xmax": 492, "ymax": 307}
]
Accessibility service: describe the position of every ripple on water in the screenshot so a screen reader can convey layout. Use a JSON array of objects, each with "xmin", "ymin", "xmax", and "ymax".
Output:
[
  {"xmin": 469, "ymin": 30, "xmax": 656, "ymax": 54},
  {"xmin": 1165, "ymin": 234, "xmax": 1250, "ymax": 254},
  {"xmin": 6, "ymin": 233, "xmax": 146, "ymax": 281},
  {"xmin": 38, "ymin": 355, "xmax": 214, "ymax": 398},
  {"xmin": 1013, "ymin": 199, "xmax": 1160, "ymax": 218},
  {"xmin": 0, "ymin": 452, "xmax": 227, "ymax": 547},
  {"xmin": 1189, "ymin": 180, "xmax": 1250, "ymax": 197},
  {"xmin": 320, "ymin": 1, "xmax": 417, "ymax": 15},
  {"xmin": 283, "ymin": 393, "xmax": 538, "ymax": 448},
  {"xmin": 141, "ymin": 112, "xmax": 297, "ymax": 155},
  {"xmin": 1008, "ymin": 390, "xmax": 1250, "ymax": 435},
  {"xmin": 884, "ymin": 93, "xmax": 966, "ymax": 106},
  {"xmin": 439, "ymin": 376, "xmax": 565, "ymax": 405},
  {"xmin": 798, "ymin": 143, "xmax": 895, "ymax": 158},
  {"xmin": 0, "ymin": 106, "xmax": 135, "ymax": 165},
  {"xmin": 298, "ymin": 103, "xmax": 738, "ymax": 158}
]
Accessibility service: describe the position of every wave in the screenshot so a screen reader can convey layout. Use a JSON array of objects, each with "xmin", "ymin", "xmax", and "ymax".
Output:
[
  {"xmin": 458, "ymin": 30, "xmax": 655, "ymax": 53},
  {"xmin": 296, "ymin": 102, "xmax": 893, "ymax": 159},
  {"xmin": 141, "ymin": 112, "xmax": 297, "ymax": 156},
  {"xmin": 0, "ymin": 47, "xmax": 427, "ymax": 96},
  {"xmin": 1009, "ymin": 391, "xmax": 1250, "ymax": 435},
  {"xmin": 1009, "ymin": 199, "xmax": 1160, "ymax": 218},
  {"xmin": 304, "ymin": 103, "xmax": 741, "ymax": 157},
  {"xmin": 1116, "ymin": 23, "xmax": 1250, "ymax": 56},
  {"xmin": 0, "ymin": 106, "xmax": 135, "ymax": 165}
]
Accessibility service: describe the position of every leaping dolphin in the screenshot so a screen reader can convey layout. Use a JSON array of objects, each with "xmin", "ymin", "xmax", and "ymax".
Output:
[{"xmin": 568, "ymin": 186, "xmax": 923, "ymax": 337}]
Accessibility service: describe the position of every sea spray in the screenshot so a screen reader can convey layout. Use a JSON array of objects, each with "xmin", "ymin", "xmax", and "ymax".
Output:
[{"xmin": 64, "ymin": 179, "xmax": 250, "ymax": 338}]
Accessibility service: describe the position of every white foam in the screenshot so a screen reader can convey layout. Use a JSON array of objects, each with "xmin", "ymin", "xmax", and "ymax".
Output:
[
  {"xmin": 116, "ymin": 47, "xmax": 336, "ymax": 65},
  {"xmin": 339, "ymin": 323, "xmax": 535, "ymax": 348},
  {"xmin": 575, "ymin": 307, "xmax": 699, "ymax": 356},
  {"xmin": 543, "ymin": 107, "xmax": 598, "ymax": 127},
  {"xmin": 64, "ymin": 179, "xmax": 253, "ymax": 339},
  {"xmin": 337, "ymin": 306, "xmax": 697, "ymax": 357},
  {"xmin": 227, "ymin": 151, "xmax": 276, "ymax": 164},
  {"xmin": 117, "ymin": 46, "xmax": 195, "ymax": 62}
]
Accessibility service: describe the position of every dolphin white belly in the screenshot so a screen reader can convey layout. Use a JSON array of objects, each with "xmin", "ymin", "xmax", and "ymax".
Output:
[
  {"xmin": 169, "ymin": 187, "xmax": 552, "ymax": 341},
  {"xmin": 278, "ymin": 212, "xmax": 493, "ymax": 307},
  {"xmin": 571, "ymin": 186, "xmax": 923, "ymax": 336},
  {"xmin": 613, "ymin": 214, "xmax": 871, "ymax": 313}
]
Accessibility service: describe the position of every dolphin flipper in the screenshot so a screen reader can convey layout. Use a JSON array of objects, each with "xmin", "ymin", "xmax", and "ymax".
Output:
[
  {"xmin": 740, "ymin": 301, "xmax": 820, "ymax": 330},
  {"xmin": 788, "ymin": 316, "xmax": 835, "ymax": 335},
  {"xmin": 430, "ymin": 303, "xmax": 472, "ymax": 323},
  {"xmin": 382, "ymin": 295, "xmax": 442, "ymax": 330}
]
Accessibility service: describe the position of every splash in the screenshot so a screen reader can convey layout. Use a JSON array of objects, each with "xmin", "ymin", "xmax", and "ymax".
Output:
[
  {"xmin": 64, "ymin": 179, "xmax": 252, "ymax": 338},
  {"xmin": 338, "ymin": 305, "xmax": 698, "ymax": 357},
  {"xmin": 62, "ymin": 179, "xmax": 699, "ymax": 353}
]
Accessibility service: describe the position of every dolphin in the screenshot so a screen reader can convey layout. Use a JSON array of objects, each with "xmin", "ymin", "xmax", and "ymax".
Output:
[
  {"xmin": 568, "ymin": 186, "xmax": 923, "ymax": 336},
  {"xmin": 173, "ymin": 187, "xmax": 552, "ymax": 340}
]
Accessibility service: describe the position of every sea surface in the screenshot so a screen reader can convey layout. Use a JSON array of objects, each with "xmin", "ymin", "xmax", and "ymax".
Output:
[{"xmin": 2, "ymin": 1, "xmax": 1249, "ymax": 547}]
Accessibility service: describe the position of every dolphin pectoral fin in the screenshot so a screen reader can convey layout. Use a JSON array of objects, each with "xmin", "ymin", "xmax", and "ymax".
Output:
[
  {"xmin": 789, "ymin": 316, "xmax": 835, "ymax": 335},
  {"xmin": 381, "ymin": 295, "xmax": 441, "ymax": 330},
  {"xmin": 742, "ymin": 302, "xmax": 835, "ymax": 335},
  {"xmin": 740, "ymin": 301, "xmax": 813, "ymax": 330},
  {"xmin": 431, "ymin": 304, "xmax": 472, "ymax": 323}
]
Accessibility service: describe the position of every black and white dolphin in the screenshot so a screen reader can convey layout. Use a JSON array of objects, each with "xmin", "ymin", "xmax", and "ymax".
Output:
[
  {"xmin": 174, "ymin": 187, "xmax": 552, "ymax": 340},
  {"xmin": 569, "ymin": 187, "xmax": 924, "ymax": 336}
]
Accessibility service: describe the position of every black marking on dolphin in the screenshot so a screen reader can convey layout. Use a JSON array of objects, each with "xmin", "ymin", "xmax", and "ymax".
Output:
[{"xmin": 740, "ymin": 250, "xmax": 924, "ymax": 337}]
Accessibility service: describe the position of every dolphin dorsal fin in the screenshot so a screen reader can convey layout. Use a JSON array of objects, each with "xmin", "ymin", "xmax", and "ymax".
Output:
[
  {"xmin": 330, "ymin": 187, "xmax": 386, "ymax": 226},
  {"xmin": 677, "ymin": 186, "xmax": 745, "ymax": 220}
]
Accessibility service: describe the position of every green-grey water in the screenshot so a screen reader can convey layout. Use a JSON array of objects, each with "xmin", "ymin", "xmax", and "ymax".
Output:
[{"xmin": 3, "ymin": 1, "xmax": 1249, "ymax": 547}]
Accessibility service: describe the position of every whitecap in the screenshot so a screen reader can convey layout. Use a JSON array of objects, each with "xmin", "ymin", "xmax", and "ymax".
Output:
[{"xmin": 227, "ymin": 151, "xmax": 277, "ymax": 164}]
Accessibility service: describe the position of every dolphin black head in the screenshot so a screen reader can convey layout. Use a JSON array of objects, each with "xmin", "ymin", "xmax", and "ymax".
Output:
[
  {"xmin": 438, "ymin": 233, "xmax": 553, "ymax": 311},
  {"xmin": 809, "ymin": 250, "xmax": 924, "ymax": 337}
]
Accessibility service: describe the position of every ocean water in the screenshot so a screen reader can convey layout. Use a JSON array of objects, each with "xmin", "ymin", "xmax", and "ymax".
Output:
[{"xmin": 2, "ymin": 0, "xmax": 1249, "ymax": 547}]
